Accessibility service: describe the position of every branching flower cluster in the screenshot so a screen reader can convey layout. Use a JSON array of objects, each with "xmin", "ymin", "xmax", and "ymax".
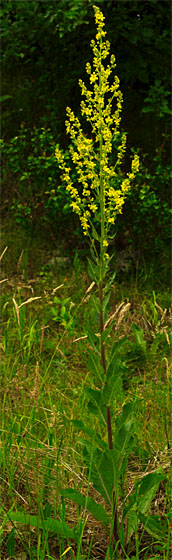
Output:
[{"xmin": 55, "ymin": 5, "xmax": 139, "ymax": 244}]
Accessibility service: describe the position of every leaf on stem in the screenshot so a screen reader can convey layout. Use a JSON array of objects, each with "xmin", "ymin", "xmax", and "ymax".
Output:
[
  {"xmin": 9, "ymin": 511, "xmax": 76, "ymax": 540},
  {"xmin": 59, "ymin": 488, "xmax": 109, "ymax": 528}
]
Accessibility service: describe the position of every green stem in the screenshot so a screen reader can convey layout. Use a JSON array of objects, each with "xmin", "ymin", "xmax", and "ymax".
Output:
[
  {"xmin": 99, "ymin": 280, "xmax": 106, "ymax": 375},
  {"xmin": 98, "ymin": 36, "xmax": 106, "ymax": 377},
  {"xmin": 97, "ymin": 39, "xmax": 119, "ymax": 550}
]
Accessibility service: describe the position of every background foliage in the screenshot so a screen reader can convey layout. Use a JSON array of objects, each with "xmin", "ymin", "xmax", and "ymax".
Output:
[{"xmin": 1, "ymin": 0, "xmax": 171, "ymax": 258}]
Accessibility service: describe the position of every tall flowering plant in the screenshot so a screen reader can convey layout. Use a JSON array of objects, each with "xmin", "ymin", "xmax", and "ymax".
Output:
[{"xmin": 56, "ymin": 5, "xmax": 141, "ymax": 554}]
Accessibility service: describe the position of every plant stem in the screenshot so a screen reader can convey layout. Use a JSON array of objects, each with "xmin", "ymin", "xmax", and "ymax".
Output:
[
  {"xmin": 99, "ymin": 280, "xmax": 107, "ymax": 375},
  {"xmin": 97, "ymin": 40, "xmax": 119, "ymax": 550},
  {"xmin": 98, "ymin": 35, "xmax": 107, "ymax": 380}
]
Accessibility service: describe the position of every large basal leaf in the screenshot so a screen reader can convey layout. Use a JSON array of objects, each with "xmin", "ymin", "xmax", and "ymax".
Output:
[
  {"xmin": 9, "ymin": 511, "xmax": 76, "ymax": 540},
  {"xmin": 91, "ymin": 450, "xmax": 114, "ymax": 507},
  {"xmin": 59, "ymin": 488, "xmax": 109, "ymax": 528},
  {"xmin": 123, "ymin": 468, "xmax": 167, "ymax": 540},
  {"xmin": 80, "ymin": 440, "xmax": 114, "ymax": 507},
  {"xmin": 136, "ymin": 469, "xmax": 167, "ymax": 514},
  {"xmin": 139, "ymin": 513, "xmax": 168, "ymax": 542}
]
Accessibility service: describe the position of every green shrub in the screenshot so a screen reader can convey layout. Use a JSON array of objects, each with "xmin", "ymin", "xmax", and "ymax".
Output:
[
  {"xmin": 117, "ymin": 136, "xmax": 171, "ymax": 253},
  {"xmin": 1, "ymin": 126, "xmax": 74, "ymax": 233}
]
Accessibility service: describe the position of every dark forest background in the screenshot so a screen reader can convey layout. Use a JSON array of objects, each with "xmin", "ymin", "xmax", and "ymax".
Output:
[{"xmin": 1, "ymin": 0, "xmax": 171, "ymax": 270}]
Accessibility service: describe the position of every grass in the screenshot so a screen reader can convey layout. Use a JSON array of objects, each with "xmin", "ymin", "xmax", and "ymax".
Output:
[{"xmin": 0, "ymin": 224, "xmax": 171, "ymax": 559}]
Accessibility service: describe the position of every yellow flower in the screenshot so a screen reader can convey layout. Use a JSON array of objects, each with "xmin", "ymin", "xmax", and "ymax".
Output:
[
  {"xmin": 80, "ymin": 213, "xmax": 90, "ymax": 235},
  {"xmin": 55, "ymin": 6, "xmax": 140, "ymax": 239},
  {"xmin": 70, "ymin": 201, "xmax": 81, "ymax": 214},
  {"xmin": 90, "ymin": 72, "xmax": 98, "ymax": 84},
  {"xmin": 89, "ymin": 202, "xmax": 98, "ymax": 213},
  {"xmin": 132, "ymin": 154, "xmax": 139, "ymax": 173},
  {"xmin": 121, "ymin": 179, "xmax": 130, "ymax": 193}
]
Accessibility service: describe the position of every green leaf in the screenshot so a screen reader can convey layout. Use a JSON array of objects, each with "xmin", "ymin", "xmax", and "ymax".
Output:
[
  {"xmin": 88, "ymin": 258, "xmax": 99, "ymax": 282},
  {"xmin": 101, "ymin": 259, "xmax": 109, "ymax": 281},
  {"xmin": 72, "ymin": 420, "xmax": 107, "ymax": 450},
  {"xmin": 136, "ymin": 469, "xmax": 167, "ymax": 514},
  {"xmin": 90, "ymin": 246, "xmax": 97, "ymax": 264},
  {"xmin": 59, "ymin": 488, "xmax": 109, "ymax": 527},
  {"xmin": 88, "ymin": 352, "xmax": 104, "ymax": 382},
  {"xmin": 80, "ymin": 442, "xmax": 114, "ymax": 506},
  {"xmin": 0, "ymin": 94, "xmax": 12, "ymax": 102},
  {"xmin": 9, "ymin": 511, "xmax": 76, "ymax": 540},
  {"xmin": 131, "ymin": 323, "xmax": 147, "ymax": 353},
  {"xmin": 92, "ymin": 225, "xmax": 100, "ymax": 242},
  {"xmin": 116, "ymin": 402, "xmax": 135, "ymax": 429},
  {"xmin": 107, "ymin": 338, "xmax": 130, "ymax": 378},
  {"xmin": 107, "ymin": 355, "xmax": 122, "ymax": 381},
  {"xmin": 109, "ymin": 337, "xmax": 130, "ymax": 363},
  {"xmin": 7, "ymin": 528, "xmax": 16, "ymax": 556},
  {"xmin": 104, "ymin": 269, "xmax": 116, "ymax": 293},
  {"xmin": 102, "ymin": 370, "xmax": 122, "ymax": 406},
  {"xmin": 113, "ymin": 418, "xmax": 134, "ymax": 477},
  {"xmin": 85, "ymin": 387, "xmax": 106, "ymax": 423},
  {"xmin": 123, "ymin": 469, "xmax": 167, "ymax": 539},
  {"xmin": 87, "ymin": 328, "xmax": 99, "ymax": 353},
  {"xmin": 103, "ymin": 291, "xmax": 111, "ymax": 313},
  {"xmin": 89, "ymin": 294, "xmax": 101, "ymax": 314},
  {"xmin": 100, "ymin": 325, "xmax": 112, "ymax": 343},
  {"xmin": 139, "ymin": 513, "xmax": 168, "ymax": 542}
]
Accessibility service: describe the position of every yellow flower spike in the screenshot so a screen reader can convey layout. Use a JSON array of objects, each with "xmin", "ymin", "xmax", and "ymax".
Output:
[{"xmin": 55, "ymin": 5, "xmax": 139, "ymax": 239}]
